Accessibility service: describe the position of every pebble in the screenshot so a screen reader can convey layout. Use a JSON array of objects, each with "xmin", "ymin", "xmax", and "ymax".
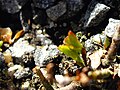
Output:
[{"xmin": 105, "ymin": 18, "xmax": 120, "ymax": 37}]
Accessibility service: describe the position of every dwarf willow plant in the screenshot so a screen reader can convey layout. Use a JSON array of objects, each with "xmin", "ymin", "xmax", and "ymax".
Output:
[{"xmin": 58, "ymin": 31, "xmax": 85, "ymax": 67}]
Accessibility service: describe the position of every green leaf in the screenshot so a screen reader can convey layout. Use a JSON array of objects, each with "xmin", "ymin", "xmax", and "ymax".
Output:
[
  {"xmin": 63, "ymin": 31, "xmax": 83, "ymax": 49},
  {"xmin": 58, "ymin": 45, "xmax": 78, "ymax": 60},
  {"xmin": 58, "ymin": 31, "xmax": 85, "ymax": 67},
  {"xmin": 0, "ymin": 41, "xmax": 3, "ymax": 48},
  {"xmin": 104, "ymin": 36, "xmax": 111, "ymax": 49}
]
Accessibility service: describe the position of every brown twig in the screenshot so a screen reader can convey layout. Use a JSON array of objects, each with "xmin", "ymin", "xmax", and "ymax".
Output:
[
  {"xmin": 33, "ymin": 66, "xmax": 54, "ymax": 90},
  {"xmin": 106, "ymin": 25, "xmax": 120, "ymax": 62}
]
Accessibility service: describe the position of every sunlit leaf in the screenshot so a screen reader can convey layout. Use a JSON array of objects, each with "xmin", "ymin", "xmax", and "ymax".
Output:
[
  {"xmin": 0, "ymin": 41, "xmax": 3, "ymax": 47},
  {"xmin": 63, "ymin": 31, "xmax": 83, "ymax": 50},
  {"xmin": 0, "ymin": 27, "xmax": 24, "ymax": 44},
  {"xmin": 103, "ymin": 36, "xmax": 111, "ymax": 49},
  {"xmin": 0, "ymin": 41, "xmax": 3, "ymax": 51},
  {"xmin": 12, "ymin": 30, "xmax": 24, "ymax": 41},
  {"xmin": 58, "ymin": 31, "xmax": 85, "ymax": 67},
  {"xmin": 58, "ymin": 45, "xmax": 78, "ymax": 60}
]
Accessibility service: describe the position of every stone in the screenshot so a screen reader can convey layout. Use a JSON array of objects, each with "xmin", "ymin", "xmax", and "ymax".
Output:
[
  {"xmin": 0, "ymin": 0, "xmax": 28, "ymax": 14},
  {"xmin": 84, "ymin": 2, "xmax": 110, "ymax": 27},
  {"xmin": 55, "ymin": 75, "xmax": 72, "ymax": 87},
  {"xmin": 0, "ymin": 52, "xmax": 6, "ymax": 70},
  {"xmin": 46, "ymin": 1, "xmax": 66, "ymax": 21},
  {"xmin": 36, "ymin": 32, "xmax": 53, "ymax": 45},
  {"xmin": 14, "ymin": 67, "xmax": 32, "ymax": 79},
  {"xmin": 21, "ymin": 81, "xmax": 30, "ymax": 90},
  {"xmin": 33, "ymin": 0, "xmax": 56, "ymax": 9},
  {"xmin": 8, "ymin": 64, "xmax": 23, "ymax": 72},
  {"xmin": 66, "ymin": 0, "xmax": 84, "ymax": 12},
  {"xmin": 34, "ymin": 45, "xmax": 60, "ymax": 67},
  {"xmin": 6, "ymin": 38, "xmax": 35, "ymax": 58},
  {"xmin": 105, "ymin": 18, "xmax": 120, "ymax": 38}
]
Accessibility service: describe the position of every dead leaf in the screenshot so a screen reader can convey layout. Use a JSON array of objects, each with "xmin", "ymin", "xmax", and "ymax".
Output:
[
  {"xmin": 89, "ymin": 49, "xmax": 107, "ymax": 69},
  {"xmin": 12, "ymin": 29, "xmax": 24, "ymax": 41},
  {"xmin": 0, "ymin": 27, "xmax": 12, "ymax": 44},
  {"xmin": 0, "ymin": 27, "xmax": 24, "ymax": 44},
  {"xmin": 3, "ymin": 51, "xmax": 13, "ymax": 64}
]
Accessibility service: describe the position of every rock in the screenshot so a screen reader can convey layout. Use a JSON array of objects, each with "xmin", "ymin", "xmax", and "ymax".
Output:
[
  {"xmin": 105, "ymin": 18, "xmax": 120, "ymax": 38},
  {"xmin": 65, "ymin": 0, "xmax": 84, "ymax": 17},
  {"xmin": 36, "ymin": 30, "xmax": 53, "ymax": 45},
  {"xmin": 66, "ymin": 0, "xmax": 84, "ymax": 12},
  {"xmin": 33, "ymin": 0, "xmax": 56, "ymax": 9},
  {"xmin": 0, "ymin": 52, "xmax": 6, "ymax": 70},
  {"xmin": 84, "ymin": 2, "xmax": 110, "ymax": 27},
  {"xmin": 85, "ymin": 34, "xmax": 105, "ymax": 55},
  {"xmin": 55, "ymin": 75, "xmax": 72, "ymax": 87},
  {"xmin": 0, "ymin": 0, "xmax": 29, "ymax": 14},
  {"xmin": 22, "ymin": 52, "xmax": 35, "ymax": 69},
  {"xmin": 103, "ymin": 0, "xmax": 120, "ymax": 8},
  {"xmin": 34, "ymin": 45, "xmax": 60, "ymax": 67},
  {"xmin": 14, "ymin": 67, "xmax": 32, "ymax": 79},
  {"xmin": 46, "ymin": 1, "xmax": 66, "ymax": 21},
  {"xmin": 6, "ymin": 38, "xmax": 35, "ymax": 58},
  {"xmin": 21, "ymin": 81, "xmax": 30, "ymax": 90},
  {"xmin": 8, "ymin": 64, "xmax": 23, "ymax": 72}
]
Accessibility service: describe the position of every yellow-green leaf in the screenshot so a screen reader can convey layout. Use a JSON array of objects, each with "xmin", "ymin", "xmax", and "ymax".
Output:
[
  {"xmin": 0, "ymin": 41, "xmax": 3, "ymax": 48},
  {"xmin": 58, "ymin": 31, "xmax": 85, "ymax": 67},
  {"xmin": 104, "ymin": 36, "xmax": 111, "ymax": 49},
  {"xmin": 58, "ymin": 45, "xmax": 78, "ymax": 60},
  {"xmin": 63, "ymin": 31, "xmax": 83, "ymax": 49}
]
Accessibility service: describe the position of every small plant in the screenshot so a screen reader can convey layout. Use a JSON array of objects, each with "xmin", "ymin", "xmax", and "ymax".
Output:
[{"xmin": 58, "ymin": 31, "xmax": 85, "ymax": 67}]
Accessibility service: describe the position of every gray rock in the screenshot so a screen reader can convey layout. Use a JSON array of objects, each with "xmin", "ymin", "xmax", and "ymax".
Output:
[
  {"xmin": 6, "ymin": 38, "xmax": 35, "ymax": 58},
  {"xmin": 14, "ymin": 67, "xmax": 32, "ymax": 79},
  {"xmin": 36, "ymin": 31, "xmax": 53, "ymax": 45},
  {"xmin": 33, "ymin": 0, "xmax": 56, "ymax": 9},
  {"xmin": 21, "ymin": 81, "xmax": 30, "ymax": 90},
  {"xmin": 105, "ymin": 18, "xmax": 120, "ymax": 38},
  {"xmin": 46, "ymin": 1, "xmax": 66, "ymax": 21},
  {"xmin": 66, "ymin": 0, "xmax": 84, "ymax": 17},
  {"xmin": 61, "ymin": 0, "xmax": 84, "ymax": 19},
  {"xmin": 84, "ymin": 3, "xmax": 110, "ymax": 27},
  {"xmin": 0, "ymin": 52, "xmax": 5, "ymax": 70},
  {"xmin": 85, "ymin": 34, "xmax": 105, "ymax": 55},
  {"xmin": 0, "ymin": 0, "xmax": 28, "ymax": 14},
  {"xmin": 66, "ymin": 0, "xmax": 84, "ymax": 12},
  {"xmin": 34, "ymin": 45, "xmax": 60, "ymax": 67}
]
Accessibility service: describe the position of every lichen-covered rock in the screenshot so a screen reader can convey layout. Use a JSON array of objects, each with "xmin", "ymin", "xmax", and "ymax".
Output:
[
  {"xmin": 84, "ymin": 3, "xmax": 110, "ymax": 27},
  {"xmin": 105, "ymin": 18, "xmax": 120, "ymax": 38},
  {"xmin": 34, "ymin": 45, "xmax": 60, "ymax": 67},
  {"xmin": 36, "ymin": 30, "xmax": 53, "ymax": 45},
  {"xmin": 33, "ymin": 0, "xmax": 56, "ymax": 9},
  {"xmin": 14, "ymin": 67, "xmax": 32, "ymax": 79},
  {"xmin": 6, "ymin": 38, "xmax": 35, "ymax": 58},
  {"xmin": 85, "ymin": 34, "xmax": 105, "ymax": 55},
  {"xmin": 46, "ymin": 1, "xmax": 66, "ymax": 21},
  {"xmin": 0, "ymin": 0, "xmax": 29, "ymax": 14}
]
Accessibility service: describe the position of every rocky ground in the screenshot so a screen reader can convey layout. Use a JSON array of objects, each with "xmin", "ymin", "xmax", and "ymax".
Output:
[{"xmin": 0, "ymin": 0, "xmax": 120, "ymax": 90}]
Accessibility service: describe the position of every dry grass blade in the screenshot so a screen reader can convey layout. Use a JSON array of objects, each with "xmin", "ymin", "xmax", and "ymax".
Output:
[{"xmin": 32, "ymin": 66, "xmax": 54, "ymax": 90}]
